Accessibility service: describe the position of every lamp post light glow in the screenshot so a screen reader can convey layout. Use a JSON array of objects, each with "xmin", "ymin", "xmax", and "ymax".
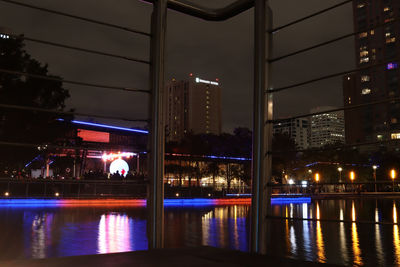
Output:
[
  {"xmin": 315, "ymin": 173, "xmax": 320, "ymax": 183},
  {"xmin": 350, "ymin": 171, "xmax": 355, "ymax": 182},
  {"xmin": 373, "ymin": 165, "xmax": 378, "ymax": 192},
  {"xmin": 338, "ymin": 167, "xmax": 343, "ymax": 183},
  {"xmin": 391, "ymin": 169, "xmax": 397, "ymax": 192}
]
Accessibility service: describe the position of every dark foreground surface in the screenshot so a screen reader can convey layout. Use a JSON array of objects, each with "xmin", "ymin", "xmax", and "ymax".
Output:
[{"xmin": 1, "ymin": 246, "xmax": 338, "ymax": 267}]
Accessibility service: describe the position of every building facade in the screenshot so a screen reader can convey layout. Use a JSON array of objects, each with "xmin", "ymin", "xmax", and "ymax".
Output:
[
  {"xmin": 273, "ymin": 118, "xmax": 309, "ymax": 149},
  {"xmin": 165, "ymin": 75, "xmax": 222, "ymax": 142},
  {"xmin": 310, "ymin": 107, "xmax": 345, "ymax": 148},
  {"xmin": 343, "ymin": 0, "xmax": 400, "ymax": 144}
]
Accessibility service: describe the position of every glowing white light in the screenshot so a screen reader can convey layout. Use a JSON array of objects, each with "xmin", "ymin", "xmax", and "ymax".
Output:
[
  {"xmin": 288, "ymin": 179, "xmax": 295, "ymax": 185},
  {"xmin": 195, "ymin": 77, "xmax": 219, "ymax": 86},
  {"xmin": 102, "ymin": 152, "xmax": 136, "ymax": 162},
  {"xmin": 109, "ymin": 159, "xmax": 129, "ymax": 177},
  {"xmin": 301, "ymin": 181, "xmax": 308, "ymax": 188}
]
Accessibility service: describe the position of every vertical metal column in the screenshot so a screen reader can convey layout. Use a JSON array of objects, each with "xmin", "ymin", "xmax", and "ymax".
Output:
[
  {"xmin": 148, "ymin": 0, "xmax": 167, "ymax": 249},
  {"xmin": 250, "ymin": 0, "xmax": 273, "ymax": 254}
]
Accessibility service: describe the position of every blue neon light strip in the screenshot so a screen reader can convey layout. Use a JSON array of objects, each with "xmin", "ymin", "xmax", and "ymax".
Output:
[
  {"xmin": 57, "ymin": 119, "xmax": 148, "ymax": 134},
  {"xmin": 271, "ymin": 197, "xmax": 311, "ymax": 204}
]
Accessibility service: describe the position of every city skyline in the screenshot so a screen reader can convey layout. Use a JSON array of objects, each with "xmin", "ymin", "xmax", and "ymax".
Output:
[{"xmin": 0, "ymin": 0, "xmax": 354, "ymax": 132}]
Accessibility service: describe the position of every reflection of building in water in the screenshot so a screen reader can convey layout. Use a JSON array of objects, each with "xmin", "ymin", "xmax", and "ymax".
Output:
[
  {"xmin": 24, "ymin": 213, "xmax": 54, "ymax": 259},
  {"xmin": 97, "ymin": 213, "xmax": 147, "ymax": 254},
  {"xmin": 201, "ymin": 206, "xmax": 248, "ymax": 251}
]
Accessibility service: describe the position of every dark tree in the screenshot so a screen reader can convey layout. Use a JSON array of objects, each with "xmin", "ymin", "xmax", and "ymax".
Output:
[{"xmin": 0, "ymin": 34, "xmax": 71, "ymax": 170}]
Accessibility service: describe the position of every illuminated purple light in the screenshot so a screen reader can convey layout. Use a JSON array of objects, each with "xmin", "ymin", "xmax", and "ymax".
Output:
[{"xmin": 387, "ymin": 62, "xmax": 398, "ymax": 70}]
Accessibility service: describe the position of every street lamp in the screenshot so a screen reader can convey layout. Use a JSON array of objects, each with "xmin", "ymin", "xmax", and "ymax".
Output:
[
  {"xmin": 350, "ymin": 171, "xmax": 355, "ymax": 193},
  {"xmin": 373, "ymin": 165, "xmax": 378, "ymax": 192},
  {"xmin": 391, "ymin": 169, "xmax": 397, "ymax": 192},
  {"xmin": 338, "ymin": 167, "xmax": 343, "ymax": 183},
  {"xmin": 315, "ymin": 173, "xmax": 320, "ymax": 183}
]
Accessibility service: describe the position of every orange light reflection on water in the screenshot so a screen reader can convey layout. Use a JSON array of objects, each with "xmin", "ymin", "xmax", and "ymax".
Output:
[{"xmin": 315, "ymin": 202, "xmax": 326, "ymax": 263}]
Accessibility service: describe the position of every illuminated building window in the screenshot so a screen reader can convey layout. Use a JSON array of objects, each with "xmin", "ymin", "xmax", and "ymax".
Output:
[
  {"xmin": 348, "ymin": 97, "xmax": 351, "ymax": 104},
  {"xmin": 370, "ymin": 30, "xmax": 374, "ymax": 35},
  {"xmin": 384, "ymin": 7, "xmax": 390, "ymax": 12},
  {"xmin": 387, "ymin": 62, "xmax": 398, "ymax": 70},
  {"xmin": 386, "ymin": 32, "xmax": 392, "ymax": 37},
  {"xmin": 206, "ymin": 101, "xmax": 210, "ymax": 105},
  {"xmin": 360, "ymin": 57, "xmax": 369, "ymax": 63},
  {"xmin": 0, "ymin": 34, "xmax": 9, "ymax": 39},
  {"xmin": 206, "ymin": 105, "xmax": 210, "ymax": 109},
  {"xmin": 206, "ymin": 95, "xmax": 210, "ymax": 100},
  {"xmin": 357, "ymin": 3, "xmax": 365, "ymax": 8},
  {"xmin": 361, "ymin": 88, "xmax": 371, "ymax": 95},
  {"xmin": 386, "ymin": 37, "xmax": 396, "ymax": 44},
  {"xmin": 377, "ymin": 135, "xmax": 383, "ymax": 140},
  {"xmin": 359, "ymin": 32, "xmax": 368, "ymax": 38},
  {"xmin": 360, "ymin": 51, "xmax": 368, "ymax": 57},
  {"xmin": 361, "ymin": 75, "xmax": 370, "ymax": 82},
  {"xmin": 206, "ymin": 90, "xmax": 210, "ymax": 95},
  {"xmin": 391, "ymin": 133, "xmax": 400, "ymax": 139},
  {"xmin": 392, "ymin": 118, "xmax": 398, "ymax": 124}
]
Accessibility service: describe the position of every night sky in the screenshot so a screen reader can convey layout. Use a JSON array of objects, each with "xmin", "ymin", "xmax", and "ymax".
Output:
[{"xmin": 0, "ymin": 0, "xmax": 354, "ymax": 132}]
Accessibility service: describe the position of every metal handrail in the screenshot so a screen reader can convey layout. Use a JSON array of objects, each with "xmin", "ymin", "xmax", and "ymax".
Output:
[{"xmin": 142, "ymin": 0, "xmax": 254, "ymax": 21}]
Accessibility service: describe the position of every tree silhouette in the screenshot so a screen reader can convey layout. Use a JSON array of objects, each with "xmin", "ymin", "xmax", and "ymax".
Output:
[{"xmin": 0, "ymin": 34, "xmax": 71, "ymax": 169}]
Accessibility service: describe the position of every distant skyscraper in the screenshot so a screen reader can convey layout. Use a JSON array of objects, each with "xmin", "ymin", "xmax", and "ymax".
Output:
[
  {"xmin": 273, "ymin": 118, "xmax": 309, "ymax": 149},
  {"xmin": 343, "ymin": 0, "xmax": 400, "ymax": 144},
  {"xmin": 164, "ymin": 75, "xmax": 221, "ymax": 142},
  {"xmin": 310, "ymin": 106, "xmax": 345, "ymax": 148}
]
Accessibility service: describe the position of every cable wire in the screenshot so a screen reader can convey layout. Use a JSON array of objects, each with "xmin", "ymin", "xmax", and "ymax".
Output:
[
  {"xmin": 0, "ymin": 68, "xmax": 149, "ymax": 93},
  {"xmin": 269, "ymin": 97, "xmax": 400, "ymax": 124},
  {"xmin": 0, "ymin": 0, "xmax": 151, "ymax": 37},
  {"xmin": 268, "ymin": 57, "xmax": 399, "ymax": 93},
  {"xmin": 269, "ymin": 14, "xmax": 400, "ymax": 63},
  {"xmin": 0, "ymin": 141, "xmax": 142, "ymax": 153},
  {"xmin": 270, "ymin": 0, "xmax": 352, "ymax": 33},
  {"xmin": 0, "ymin": 103, "xmax": 148, "ymax": 123},
  {"xmin": 269, "ymin": 139, "xmax": 400, "ymax": 155},
  {"xmin": 10, "ymin": 34, "xmax": 149, "ymax": 65}
]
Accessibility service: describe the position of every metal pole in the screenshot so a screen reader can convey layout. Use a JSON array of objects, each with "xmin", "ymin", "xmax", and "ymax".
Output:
[
  {"xmin": 250, "ymin": 0, "xmax": 272, "ymax": 255},
  {"xmin": 148, "ymin": 0, "xmax": 167, "ymax": 249}
]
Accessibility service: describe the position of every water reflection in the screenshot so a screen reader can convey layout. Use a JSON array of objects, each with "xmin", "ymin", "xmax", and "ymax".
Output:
[
  {"xmin": 28, "ymin": 213, "xmax": 53, "ymax": 259},
  {"xmin": 315, "ymin": 202, "xmax": 326, "ymax": 263},
  {"xmin": 375, "ymin": 203, "xmax": 384, "ymax": 265},
  {"xmin": 200, "ymin": 205, "xmax": 247, "ymax": 251},
  {"xmin": 98, "ymin": 213, "xmax": 132, "ymax": 253},
  {"xmin": 339, "ymin": 203, "xmax": 348, "ymax": 264},
  {"xmin": 4, "ymin": 199, "xmax": 400, "ymax": 265},
  {"xmin": 393, "ymin": 202, "xmax": 400, "ymax": 265},
  {"xmin": 351, "ymin": 201, "xmax": 362, "ymax": 266}
]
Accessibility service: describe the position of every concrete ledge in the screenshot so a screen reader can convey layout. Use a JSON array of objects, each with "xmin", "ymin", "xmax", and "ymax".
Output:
[{"xmin": 1, "ymin": 247, "xmax": 340, "ymax": 267}]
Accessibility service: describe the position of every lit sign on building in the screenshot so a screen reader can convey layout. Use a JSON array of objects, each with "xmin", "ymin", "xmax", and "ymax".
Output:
[
  {"xmin": 195, "ymin": 77, "xmax": 219, "ymax": 86},
  {"xmin": 77, "ymin": 129, "xmax": 110, "ymax": 143}
]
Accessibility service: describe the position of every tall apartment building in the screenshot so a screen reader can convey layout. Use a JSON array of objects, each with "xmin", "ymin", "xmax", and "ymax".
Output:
[
  {"xmin": 273, "ymin": 118, "xmax": 309, "ymax": 149},
  {"xmin": 164, "ymin": 75, "xmax": 222, "ymax": 142},
  {"xmin": 310, "ymin": 107, "xmax": 345, "ymax": 148},
  {"xmin": 343, "ymin": 0, "xmax": 400, "ymax": 144}
]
